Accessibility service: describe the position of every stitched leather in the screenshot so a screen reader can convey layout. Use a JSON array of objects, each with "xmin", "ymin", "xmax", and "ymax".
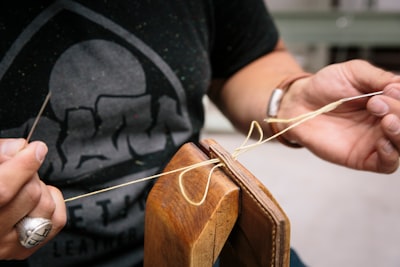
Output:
[
  {"xmin": 144, "ymin": 139, "xmax": 290, "ymax": 267},
  {"xmin": 202, "ymin": 139, "xmax": 290, "ymax": 267}
]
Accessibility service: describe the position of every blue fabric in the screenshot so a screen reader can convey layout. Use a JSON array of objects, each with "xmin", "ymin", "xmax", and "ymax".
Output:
[
  {"xmin": 290, "ymin": 248, "xmax": 308, "ymax": 267},
  {"xmin": 5, "ymin": 249, "xmax": 306, "ymax": 266},
  {"xmin": 213, "ymin": 248, "xmax": 307, "ymax": 267}
]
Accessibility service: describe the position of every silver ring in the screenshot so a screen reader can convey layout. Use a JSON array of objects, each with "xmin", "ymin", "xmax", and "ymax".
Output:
[{"xmin": 15, "ymin": 217, "xmax": 53, "ymax": 248}]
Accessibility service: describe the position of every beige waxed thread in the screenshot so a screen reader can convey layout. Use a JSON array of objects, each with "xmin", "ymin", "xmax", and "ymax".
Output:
[
  {"xmin": 178, "ymin": 162, "xmax": 224, "ymax": 206},
  {"xmin": 61, "ymin": 91, "xmax": 383, "ymax": 266},
  {"xmin": 178, "ymin": 91, "xmax": 384, "ymax": 206},
  {"xmin": 60, "ymin": 91, "xmax": 383, "ymax": 204},
  {"xmin": 265, "ymin": 91, "xmax": 383, "ymax": 125},
  {"xmin": 231, "ymin": 91, "xmax": 384, "ymax": 158},
  {"xmin": 64, "ymin": 159, "xmax": 220, "ymax": 203}
]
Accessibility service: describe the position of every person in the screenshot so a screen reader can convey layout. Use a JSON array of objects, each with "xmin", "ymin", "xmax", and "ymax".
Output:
[{"xmin": 0, "ymin": 0, "xmax": 399, "ymax": 266}]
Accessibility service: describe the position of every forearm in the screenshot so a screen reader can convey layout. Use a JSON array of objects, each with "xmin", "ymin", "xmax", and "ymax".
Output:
[{"xmin": 208, "ymin": 40, "xmax": 304, "ymax": 136}]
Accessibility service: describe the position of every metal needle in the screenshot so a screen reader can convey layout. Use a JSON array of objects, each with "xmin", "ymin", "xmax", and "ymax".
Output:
[{"xmin": 26, "ymin": 92, "xmax": 51, "ymax": 142}]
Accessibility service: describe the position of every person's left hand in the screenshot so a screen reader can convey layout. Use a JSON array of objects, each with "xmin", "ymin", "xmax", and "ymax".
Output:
[{"xmin": 279, "ymin": 59, "xmax": 400, "ymax": 173}]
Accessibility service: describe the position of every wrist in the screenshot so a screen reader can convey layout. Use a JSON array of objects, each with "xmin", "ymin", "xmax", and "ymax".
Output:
[{"xmin": 267, "ymin": 73, "xmax": 313, "ymax": 147}]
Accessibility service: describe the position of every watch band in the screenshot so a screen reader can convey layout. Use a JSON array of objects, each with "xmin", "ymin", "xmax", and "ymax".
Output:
[{"xmin": 267, "ymin": 73, "xmax": 313, "ymax": 148}]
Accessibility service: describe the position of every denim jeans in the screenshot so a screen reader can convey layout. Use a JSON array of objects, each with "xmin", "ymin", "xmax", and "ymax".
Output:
[{"xmin": 213, "ymin": 248, "xmax": 307, "ymax": 267}]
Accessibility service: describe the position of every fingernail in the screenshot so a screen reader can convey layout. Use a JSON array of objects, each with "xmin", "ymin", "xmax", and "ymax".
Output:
[
  {"xmin": 369, "ymin": 98, "xmax": 389, "ymax": 116},
  {"xmin": 387, "ymin": 115, "xmax": 400, "ymax": 135},
  {"xmin": 382, "ymin": 140, "xmax": 395, "ymax": 154},
  {"xmin": 0, "ymin": 139, "xmax": 26, "ymax": 157},
  {"xmin": 35, "ymin": 142, "xmax": 48, "ymax": 163},
  {"xmin": 386, "ymin": 87, "xmax": 400, "ymax": 101}
]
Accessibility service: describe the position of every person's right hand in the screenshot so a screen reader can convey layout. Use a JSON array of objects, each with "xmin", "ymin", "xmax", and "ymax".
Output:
[{"xmin": 0, "ymin": 139, "xmax": 66, "ymax": 260}]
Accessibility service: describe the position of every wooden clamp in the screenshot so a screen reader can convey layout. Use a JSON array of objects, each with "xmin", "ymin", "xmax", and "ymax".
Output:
[{"xmin": 144, "ymin": 139, "xmax": 290, "ymax": 267}]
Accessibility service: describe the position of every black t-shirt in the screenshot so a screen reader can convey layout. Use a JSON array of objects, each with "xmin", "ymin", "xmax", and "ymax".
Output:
[{"xmin": 0, "ymin": 0, "xmax": 278, "ymax": 266}]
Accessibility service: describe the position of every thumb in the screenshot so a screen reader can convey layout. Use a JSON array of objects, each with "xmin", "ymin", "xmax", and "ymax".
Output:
[
  {"xmin": 0, "ymin": 139, "xmax": 27, "ymax": 160},
  {"xmin": 344, "ymin": 60, "xmax": 400, "ymax": 93}
]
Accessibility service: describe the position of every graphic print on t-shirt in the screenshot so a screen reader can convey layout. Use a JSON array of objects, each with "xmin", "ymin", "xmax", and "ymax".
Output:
[
  {"xmin": 1, "ymin": 1, "xmax": 195, "ymax": 183},
  {"xmin": 0, "ymin": 1, "xmax": 209, "ymax": 265}
]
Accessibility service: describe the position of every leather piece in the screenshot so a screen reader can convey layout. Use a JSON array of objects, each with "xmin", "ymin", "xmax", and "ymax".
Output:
[
  {"xmin": 200, "ymin": 139, "xmax": 290, "ymax": 267},
  {"xmin": 144, "ymin": 139, "xmax": 290, "ymax": 267}
]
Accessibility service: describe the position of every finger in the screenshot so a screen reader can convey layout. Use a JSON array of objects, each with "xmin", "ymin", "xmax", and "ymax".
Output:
[
  {"xmin": 375, "ymin": 137, "xmax": 399, "ymax": 174},
  {"xmin": 381, "ymin": 114, "xmax": 400, "ymax": 151},
  {"xmin": 0, "ymin": 175, "xmax": 42, "ymax": 231},
  {"xmin": 15, "ymin": 185, "xmax": 66, "ymax": 254},
  {"xmin": 25, "ymin": 180, "xmax": 56, "ymax": 219},
  {"xmin": 384, "ymin": 84, "xmax": 400, "ymax": 101},
  {"xmin": 1, "ymin": 223, "xmax": 46, "ymax": 260},
  {"xmin": 0, "ymin": 176, "xmax": 43, "ymax": 260},
  {"xmin": 0, "ymin": 230, "xmax": 28, "ymax": 260},
  {"xmin": 0, "ymin": 185, "xmax": 66, "ymax": 260},
  {"xmin": 367, "ymin": 94, "xmax": 400, "ymax": 117},
  {"xmin": 345, "ymin": 60, "xmax": 400, "ymax": 92},
  {"xmin": 0, "ymin": 141, "xmax": 47, "ymax": 208},
  {"xmin": 16, "ymin": 186, "xmax": 66, "ymax": 259},
  {"xmin": 0, "ymin": 139, "xmax": 27, "ymax": 163},
  {"xmin": 47, "ymin": 186, "xmax": 67, "ymax": 235}
]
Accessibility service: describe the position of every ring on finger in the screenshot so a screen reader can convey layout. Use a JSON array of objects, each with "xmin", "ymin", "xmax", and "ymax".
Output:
[{"xmin": 15, "ymin": 217, "xmax": 53, "ymax": 248}]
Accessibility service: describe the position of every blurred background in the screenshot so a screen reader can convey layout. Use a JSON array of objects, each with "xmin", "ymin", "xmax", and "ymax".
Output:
[{"xmin": 202, "ymin": 1, "xmax": 400, "ymax": 266}]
